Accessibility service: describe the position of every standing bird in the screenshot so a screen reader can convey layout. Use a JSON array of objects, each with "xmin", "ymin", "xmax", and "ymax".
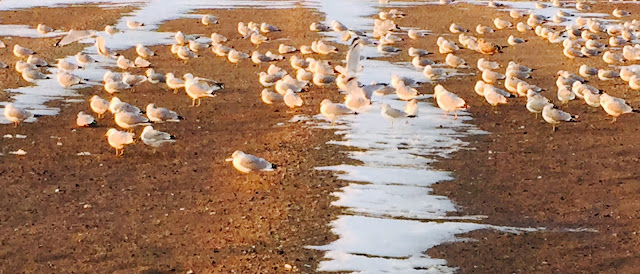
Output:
[
  {"xmin": 381, "ymin": 103, "xmax": 415, "ymax": 127},
  {"xmin": 434, "ymin": 84, "xmax": 467, "ymax": 119},
  {"xmin": 90, "ymin": 95, "xmax": 110, "ymax": 119},
  {"xmin": 183, "ymin": 74, "xmax": 224, "ymax": 106},
  {"xmin": 3, "ymin": 103, "xmax": 34, "ymax": 127},
  {"xmin": 600, "ymin": 93, "xmax": 637, "ymax": 122},
  {"xmin": 105, "ymin": 128, "xmax": 135, "ymax": 156},
  {"xmin": 542, "ymin": 104, "xmax": 578, "ymax": 132},
  {"xmin": 320, "ymin": 99, "xmax": 353, "ymax": 125}
]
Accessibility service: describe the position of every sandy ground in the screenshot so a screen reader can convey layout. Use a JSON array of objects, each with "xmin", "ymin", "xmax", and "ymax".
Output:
[
  {"xmin": 0, "ymin": 6, "xmax": 354, "ymax": 273},
  {"xmin": 372, "ymin": 2, "xmax": 640, "ymax": 273},
  {"xmin": 3, "ymin": 1, "xmax": 640, "ymax": 273}
]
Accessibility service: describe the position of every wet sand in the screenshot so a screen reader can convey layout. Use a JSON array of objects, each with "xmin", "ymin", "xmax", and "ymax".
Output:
[
  {"xmin": 375, "ymin": 2, "xmax": 640, "ymax": 273},
  {"xmin": 0, "ymin": 6, "xmax": 353, "ymax": 273}
]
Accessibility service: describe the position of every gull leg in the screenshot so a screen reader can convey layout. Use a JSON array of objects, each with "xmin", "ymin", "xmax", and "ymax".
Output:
[
  {"xmin": 115, "ymin": 148, "xmax": 119, "ymax": 156},
  {"xmin": 196, "ymin": 98, "xmax": 202, "ymax": 107},
  {"xmin": 191, "ymin": 98, "xmax": 196, "ymax": 107},
  {"xmin": 454, "ymin": 111, "xmax": 459, "ymax": 120},
  {"xmin": 13, "ymin": 122, "xmax": 18, "ymax": 128},
  {"xmin": 611, "ymin": 116, "xmax": 617, "ymax": 123}
]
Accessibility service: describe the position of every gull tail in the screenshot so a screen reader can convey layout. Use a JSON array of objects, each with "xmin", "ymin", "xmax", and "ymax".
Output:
[
  {"xmin": 569, "ymin": 115, "xmax": 579, "ymax": 122},
  {"xmin": 408, "ymin": 115, "xmax": 417, "ymax": 118},
  {"xmin": 88, "ymin": 120, "xmax": 98, "ymax": 127},
  {"xmin": 632, "ymin": 109, "xmax": 640, "ymax": 113}
]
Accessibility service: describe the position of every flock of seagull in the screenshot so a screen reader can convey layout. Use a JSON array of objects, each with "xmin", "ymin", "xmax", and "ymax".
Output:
[{"xmin": 2, "ymin": 0, "xmax": 640, "ymax": 173}]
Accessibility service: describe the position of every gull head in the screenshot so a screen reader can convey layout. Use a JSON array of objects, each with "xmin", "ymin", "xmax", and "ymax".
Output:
[
  {"xmin": 381, "ymin": 103, "xmax": 390, "ymax": 111},
  {"xmin": 105, "ymin": 128, "xmax": 117, "ymax": 137},
  {"xmin": 226, "ymin": 150, "xmax": 244, "ymax": 162},
  {"xmin": 320, "ymin": 99, "xmax": 332, "ymax": 106}
]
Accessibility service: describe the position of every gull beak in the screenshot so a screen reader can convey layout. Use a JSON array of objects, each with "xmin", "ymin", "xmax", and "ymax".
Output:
[{"xmin": 225, "ymin": 158, "xmax": 233, "ymax": 162}]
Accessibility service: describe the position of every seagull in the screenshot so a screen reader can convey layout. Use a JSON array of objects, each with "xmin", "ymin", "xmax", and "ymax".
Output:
[
  {"xmin": 145, "ymin": 69, "xmax": 165, "ymax": 84},
  {"xmin": 76, "ymin": 111, "xmax": 97, "ymax": 127},
  {"xmin": 284, "ymin": 89, "xmax": 303, "ymax": 109},
  {"xmin": 135, "ymin": 57, "xmax": 151, "ymax": 67},
  {"xmin": 493, "ymin": 18, "xmax": 512, "ymax": 29},
  {"xmin": 27, "ymin": 55, "xmax": 50, "ymax": 67},
  {"xmin": 600, "ymin": 93, "xmax": 637, "ymax": 122},
  {"xmin": 476, "ymin": 25, "xmax": 494, "ymax": 34},
  {"xmin": 434, "ymin": 84, "xmax": 467, "ymax": 119},
  {"xmin": 105, "ymin": 25, "xmax": 119, "ymax": 35},
  {"xmin": 423, "ymin": 65, "xmax": 447, "ymax": 80},
  {"xmin": 557, "ymin": 86, "xmax": 575, "ymax": 105},
  {"xmin": 211, "ymin": 33, "xmax": 227, "ymax": 44},
  {"xmin": 57, "ymin": 59, "xmax": 80, "ymax": 71},
  {"xmin": 320, "ymin": 99, "xmax": 353, "ymax": 125},
  {"xmin": 177, "ymin": 46, "xmax": 198, "ymax": 61},
  {"xmin": 146, "ymin": 104, "xmax": 182, "ymax": 123},
  {"xmin": 477, "ymin": 58, "xmax": 499, "ymax": 72},
  {"xmin": 21, "ymin": 68, "xmax": 49, "ymax": 82},
  {"xmin": 484, "ymin": 86, "xmax": 509, "ymax": 106},
  {"xmin": 482, "ymin": 70, "xmax": 505, "ymax": 84},
  {"xmin": 227, "ymin": 49, "xmax": 250, "ymax": 64},
  {"xmin": 201, "ymin": 14, "xmax": 218, "ymax": 26},
  {"xmin": 116, "ymin": 55, "xmax": 135, "ymax": 70},
  {"xmin": 250, "ymin": 32, "xmax": 269, "ymax": 46},
  {"xmin": 507, "ymin": 35, "xmax": 526, "ymax": 45},
  {"xmin": 104, "ymin": 79, "xmax": 131, "ymax": 94},
  {"xmin": 114, "ymin": 109, "xmax": 152, "ymax": 130},
  {"xmin": 75, "ymin": 52, "xmax": 97, "ymax": 66},
  {"xmin": 3, "ymin": 103, "xmax": 34, "ymax": 127},
  {"xmin": 226, "ymin": 150, "xmax": 276, "ymax": 174},
  {"xmin": 141, "ymin": 125, "xmax": 176, "ymax": 148},
  {"xmin": 109, "ymin": 97, "xmax": 142, "ymax": 115},
  {"xmin": 449, "ymin": 23, "xmax": 469, "ymax": 34},
  {"xmin": 613, "ymin": 8, "xmax": 630, "ymax": 18},
  {"xmin": 408, "ymin": 47, "xmax": 431, "ymax": 57},
  {"xmin": 260, "ymin": 23, "xmax": 281, "ymax": 33},
  {"xmin": 516, "ymin": 22, "xmax": 533, "ymax": 32},
  {"xmin": 15, "ymin": 60, "xmax": 36, "ymax": 73},
  {"xmin": 603, "ymin": 51, "xmax": 623, "ymax": 64},
  {"xmin": 95, "ymin": 36, "xmax": 118, "ymax": 58},
  {"xmin": 526, "ymin": 90, "xmax": 549, "ymax": 117},
  {"xmin": 404, "ymin": 99, "xmax": 419, "ymax": 116},
  {"xmin": 166, "ymin": 73, "xmax": 186, "ymax": 93},
  {"xmin": 57, "ymin": 71, "xmax": 84, "ymax": 88},
  {"xmin": 261, "ymin": 88, "xmax": 283, "ymax": 105},
  {"xmin": 126, "ymin": 20, "xmax": 145, "ymax": 29},
  {"xmin": 412, "ymin": 56, "xmax": 435, "ymax": 69},
  {"xmin": 183, "ymin": 74, "xmax": 224, "ymax": 106},
  {"xmin": 395, "ymin": 83, "xmax": 419, "ymax": 100},
  {"xmin": 445, "ymin": 53, "xmax": 468, "ymax": 68},
  {"xmin": 579, "ymin": 65, "xmax": 598, "ymax": 78},
  {"xmin": 105, "ymin": 128, "xmax": 135, "ymax": 156},
  {"xmin": 188, "ymin": 40, "xmax": 210, "ymax": 52},
  {"xmin": 381, "ymin": 103, "xmax": 415, "ymax": 127},
  {"xmin": 278, "ymin": 44, "xmax": 297, "ymax": 54},
  {"xmin": 136, "ymin": 44, "xmax": 156, "ymax": 58},
  {"xmin": 90, "ymin": 95, "xmax": 110, "ymax": 118},
  {"xmin": 13, "ymin": 44, "xmax": 35, "ymax": 58},
  {"xmin": 542, "ymin": 104, "xmax": 578, "ymax": 132}
]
